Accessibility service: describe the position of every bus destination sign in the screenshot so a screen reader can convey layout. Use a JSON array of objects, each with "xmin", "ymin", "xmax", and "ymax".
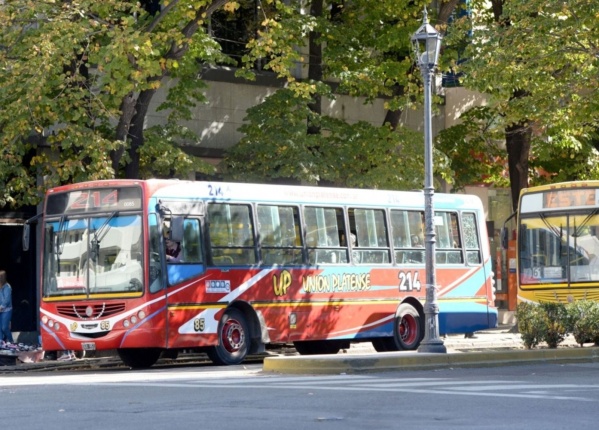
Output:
[
  {"xmin": 46, "ymin": 187, "xmax": 142, "ymax": 215},
  {"xmin": 543, "ymin": 188, "xmax": 596, "ymax": 209}
]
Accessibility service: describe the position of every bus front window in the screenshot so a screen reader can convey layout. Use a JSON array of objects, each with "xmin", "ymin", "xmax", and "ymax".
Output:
[
  {"xmin": 519, "ymin": 211, "xmax": 599, "ymax": 285},
  {"xmin": 42, "ymin": 214, "xmax": 143, "ymax": 297}
]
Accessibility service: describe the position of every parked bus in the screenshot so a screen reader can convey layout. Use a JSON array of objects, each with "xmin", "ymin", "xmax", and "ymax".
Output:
[
  {"xmin": 503, "ymin": 181, "xmax": 599, "ymax": 305},
  {"xmin": 25, "ymin": 179, "xmax": 497, "ymax": 368}
]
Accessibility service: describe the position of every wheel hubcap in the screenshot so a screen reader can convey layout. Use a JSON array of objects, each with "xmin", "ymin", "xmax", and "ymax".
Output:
[
  {"xmin": 399, "ymin": 314, "xmax": 417, "ymax": 345},
  {"xmin": 221, "ymin": 319, "xmax": 245, "ymax": 353}
]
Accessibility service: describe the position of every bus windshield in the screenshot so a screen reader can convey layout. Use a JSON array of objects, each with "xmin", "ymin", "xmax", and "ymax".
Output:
[
  {"xmin": 519, "ymin": 210, "xmax": 599, "ymax": 286},
  {"xmin": 42, "ymin": 213, "xmax": 143, "ymax": 298}
]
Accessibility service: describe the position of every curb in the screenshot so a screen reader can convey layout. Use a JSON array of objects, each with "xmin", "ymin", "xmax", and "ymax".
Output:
[{"xmin": 262, "ymin": 347, "xmax": 599, "ymax": 374}]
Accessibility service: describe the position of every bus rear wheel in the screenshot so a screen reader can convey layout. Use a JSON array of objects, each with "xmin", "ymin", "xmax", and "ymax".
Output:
[
  {"xmin": 117, "ymin": 348, "xmax": 162, "ymax": 369},
  {"xmin": 372, "ymin": 304, "xmax": 423, "ymax": 351},
  {"xmin": 206, "ymin": 308, "xmax": 250, "ymax": 365}
]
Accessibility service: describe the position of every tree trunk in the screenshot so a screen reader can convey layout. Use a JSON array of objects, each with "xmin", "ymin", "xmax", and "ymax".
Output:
[
  {"xmin": 437, "ymin": 0, "xmax": 460, "ymax": 28},
  {"xmin": 307, "ymin": 0, "xmax": 323, "ymax": 136},
  {"xmin": 382, "ymin": 85, "xmax": 405, "ymax": 130},
  {"xmin": 111, "ymin": 93, "xmax": 137, "ymax": 173},
  {"xmin": 113, "ymin": 0, "xmax": 229, "ymax": 178},
  {"xmin": 124, "ymin": 87, "xmax": 158, "ymax": 179},
  {"xmin": 505, "ymin": 122, "xmax": 532, "ymax": 212}
]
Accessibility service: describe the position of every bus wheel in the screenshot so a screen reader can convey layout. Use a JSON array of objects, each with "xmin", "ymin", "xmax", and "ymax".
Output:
[
  {"xmin": 293, "ymin": 340, "xmax": 341, "ymax": 355},
  {"xmin": 207, "ymin": 308, "xmax": 249, "ymax": 365},
  {"xmin": 117, "ymin": 348, "xmax": 162, "ymax": 369},
  {"xmin": 374, "ymin": 304, "xmax": 423, "ymax": 352},
  {"xmin": 372, "ymin": 338, "xmax": 390, "ymax": 352},
  {"xmin": 394, "ymin": 303, "xmax": 422, "ymax": 350}
]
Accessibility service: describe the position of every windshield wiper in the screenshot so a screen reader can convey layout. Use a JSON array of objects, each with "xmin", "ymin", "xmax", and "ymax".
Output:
[
  {"xmin": 539, "ymin": 213, "xmax": 563, "ymax": 240},
  {"xmin": 572, "ymin": 209, "xmax": 599, "ymax": 238},
  {"xmin": 55, "ymin": 215, "xmax": 67, "ymax": 274},
  {"xmin": 90, "ymin": 211, "xmax": 119, "ymax": 261}
]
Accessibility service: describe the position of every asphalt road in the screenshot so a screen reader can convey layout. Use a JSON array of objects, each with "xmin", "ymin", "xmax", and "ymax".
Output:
[{"xmin": 2, "ymin": 361, "xmax": 599, "ymax": 429}]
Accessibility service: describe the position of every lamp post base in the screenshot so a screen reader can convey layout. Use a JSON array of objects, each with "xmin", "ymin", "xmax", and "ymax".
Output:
[{"xmin": 418, "ymin": 340, "xmax": 447, "ymax": 354}]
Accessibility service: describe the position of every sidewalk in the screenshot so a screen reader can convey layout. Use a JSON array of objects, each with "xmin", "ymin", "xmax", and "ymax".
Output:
[
  {"xmin": 2, "ymin": 326, "xmax": 598, "ymax": 374},
  {"xmin": 263, "ymin": 326, "xmax": 599, "ymax": 374}
]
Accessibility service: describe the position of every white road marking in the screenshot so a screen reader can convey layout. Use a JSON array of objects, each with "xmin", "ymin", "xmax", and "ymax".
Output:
[{"xmin": 2, "ymin": 370, "xmax": 598, "ymax": 402}]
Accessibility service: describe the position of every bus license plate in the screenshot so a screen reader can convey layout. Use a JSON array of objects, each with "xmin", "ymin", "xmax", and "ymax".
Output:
[{"xmin": 82, "ymin": 342, "xmax": 96, "ymax": 351}]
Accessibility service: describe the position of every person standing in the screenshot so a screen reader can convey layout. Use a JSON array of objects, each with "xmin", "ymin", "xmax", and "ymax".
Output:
[{"xmin": 0, "ymin": 270, "xmax": 14, "ymax": 343}]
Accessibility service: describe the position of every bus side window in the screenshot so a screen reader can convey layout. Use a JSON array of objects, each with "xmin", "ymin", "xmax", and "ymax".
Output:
[
  {"xmin": 391, "ymin": 210, "xmax": 424, "ymax": 264},
  {"xmin": 208, "ymin": 203, "xmax": 256, "ymax": 266},
  {"xmin": 462, "ymin": 212, "xmax": 482, "ymax": 265},
  {"xmin": 349, "ymin": 207, "xmax": 390, "ymax": 264},
  {"xmin": 304, "ymin": 206, "xmax": 347, "ymax": 264},
  {"xmin": 182, "ymin": 219, "xmax": 202, "ymax": 263},
  {"xmin": 257, "ymin": 204, "xmax": 303, "ymax": 265},
  {"xmin": 435, "ymin": 212, "xmax": 463, "ymax": 265}
]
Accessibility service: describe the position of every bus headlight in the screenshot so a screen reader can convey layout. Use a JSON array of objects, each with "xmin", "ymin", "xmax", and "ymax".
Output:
[{"xmin": 123, "ymin": 320, "xmax": 131, "ymax": 328}]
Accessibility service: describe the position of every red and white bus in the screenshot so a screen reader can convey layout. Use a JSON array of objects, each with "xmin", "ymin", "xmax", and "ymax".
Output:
[{"xmin": 26, "ymin": 179, "xmax": 497, "ymax": 368}]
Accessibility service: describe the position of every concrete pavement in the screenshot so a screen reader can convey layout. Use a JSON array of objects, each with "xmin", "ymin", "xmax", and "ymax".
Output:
[
  {"xmin": 3, "ymin": 325, "xmax": 599, "ymax": 373},
  {"xmin": 263, "ymin": 326, "xmax": 599, "ymax": 374}
]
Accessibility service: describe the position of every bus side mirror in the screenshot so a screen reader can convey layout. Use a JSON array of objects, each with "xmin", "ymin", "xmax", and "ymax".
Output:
[
  {"xmin": 22, "ymin": 213, "xmax": 42, "ymax": 252},
  {"xmin": 23, "ymin": 223, "xmax": 30, "ymax": 252},
  {"xmin": 168, "ymin": 216, "xmax": 184, "ymax": 243}
]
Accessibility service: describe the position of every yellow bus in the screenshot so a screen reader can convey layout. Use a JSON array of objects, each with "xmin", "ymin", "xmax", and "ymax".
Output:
[{"xmin": 504, "ymin": 181, "xmax": 599, "ymax": 304}]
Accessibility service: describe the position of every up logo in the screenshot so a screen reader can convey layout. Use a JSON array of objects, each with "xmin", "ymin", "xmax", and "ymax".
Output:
[{"xmin": 273, "ymin": 270, "xmax": 292, "ymax": 296}]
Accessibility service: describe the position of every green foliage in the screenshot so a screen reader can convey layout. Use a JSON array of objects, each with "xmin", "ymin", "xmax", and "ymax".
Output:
[
  {"xmin": 140, "ymin": 124, "xmax": 216, "ymax": 179},
  {"xmin": 529, "ymin": 132, "xmax": 599, "ymax": 186},
  {"xmin": 517, "ymin": 300, "xmax": 599, "ymax": 349},
  {"xmin": 222, "ymin": 88, "xmax": 447, "ymax": 189},
  {"xmin": 0, "ymin": 0, "xmax": 229, "ymax": 208},
  {"xmin": 230, "ymin": 0, "xmax": 453, "ymax": 189},
  {"xmin": 239, "ymin": 0, "xmax": 427, "ymax": 104},
  {"xmin": 436, "ymin": 106, "xmax": 509, "ymax": 190},
  {"xmin": 565, "ymin": 300, "xmax": 599, "ymax": 347},
  {"xmin": 516, "ymin": 302, "xmax": 547, "ymax": 349},
  {"xmin": 445, "ymin": 0, "xmax": 599, "ymax": 184},
  {"xmin": 538, "ymin": 302, "xmax": 568, "ymax": 349}
]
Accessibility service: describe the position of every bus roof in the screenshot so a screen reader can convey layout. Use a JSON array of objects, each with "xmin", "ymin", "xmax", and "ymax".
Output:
[
  {"xmin": 520, "ymin": 181, "xmax": 599, "ymax": 196},
  {"xmin": 48, "ymin": 179, "xmax": 484, "ymax": 211},
  {"xmin": 147, "ymin": 179, "xmax": 482, "ymax": 211}
]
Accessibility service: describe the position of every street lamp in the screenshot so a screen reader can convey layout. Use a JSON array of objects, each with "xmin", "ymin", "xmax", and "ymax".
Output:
[{"xmin": 411, "ymin": 8, "xmax": 446, "ymax": 354}]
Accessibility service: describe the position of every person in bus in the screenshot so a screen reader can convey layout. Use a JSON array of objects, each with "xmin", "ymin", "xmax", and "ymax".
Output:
[
  {"xmin": 0, "ymin": 270, "xmax": 14, "ymax": 344},
  {"xmin": 410, "ymin": 235, "xmax": 425, "ymax": 263},
  {"xmin": 350, "ymin": 233, "xmax": 361, "ymax": 263},
  {"xmin": 165, "ymin": 239, "xmax": 182, "ymax": 263},
  {"xmin": 411, "ymin": 235, "xmax": 423, "ymax": 247}
]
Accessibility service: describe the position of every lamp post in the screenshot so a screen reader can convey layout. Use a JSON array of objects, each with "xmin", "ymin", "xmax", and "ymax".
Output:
[{"xmin": 411, "ymin": 8, "xmax": 446, "ymax": 354}]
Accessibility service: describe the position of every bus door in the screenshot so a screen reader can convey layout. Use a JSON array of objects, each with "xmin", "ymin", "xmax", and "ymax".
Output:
[{"xmin": 161, "ymin": 214, "xmax": 206, "ymax": 348}]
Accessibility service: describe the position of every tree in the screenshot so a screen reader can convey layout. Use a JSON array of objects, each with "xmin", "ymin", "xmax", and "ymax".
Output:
[
  {"xmin": 443, "ymin": 0, "xmax": 599, "ymax": 210},
  {"xmin": 0, "ymin": 0, "xmax": 235, "ymax": 207},
  {"xmin": 224, "ymin": 88, "xmax": 426, "ymax": 188},
  {"xmin": 223, "ymin": 0, "xmax": 455, "ymax": 189}
]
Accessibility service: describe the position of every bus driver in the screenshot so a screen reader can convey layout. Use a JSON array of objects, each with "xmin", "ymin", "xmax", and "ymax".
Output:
[{"xmin": 165, "ymin": 239, "xmax": 182, "ymax": 263}]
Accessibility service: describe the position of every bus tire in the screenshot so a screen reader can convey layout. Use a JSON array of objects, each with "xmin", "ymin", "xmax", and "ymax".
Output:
[
  {"xmin": 373, "ymin": 304, "xmax": 423, "ymax": 352},
  {"xmin": 372, "ymin": 338, "xmax": 390, "ymax": 352},
  {"xmin": 206, "ymin": 308, "xmax": 250, "ymax": 366},
  {"xmin": 117, "ymin": 348, "xmax": 162, "ymax": 369},
  {"xmin": 293, "ymin": 340, "xmax": 341, "ymax": 355},
  {"xmin": 394, "ymin": 303, "xmax": 423, "ymax": 350}
]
